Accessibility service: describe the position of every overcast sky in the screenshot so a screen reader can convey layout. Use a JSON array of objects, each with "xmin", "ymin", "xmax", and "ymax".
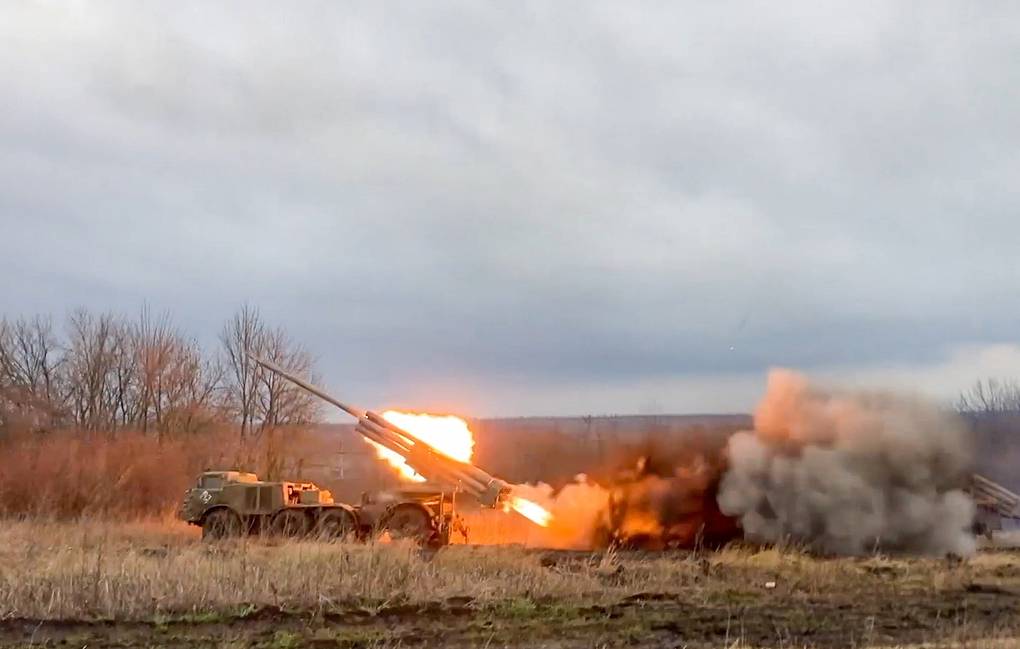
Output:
[{"xmin": 2, "ymin": 2, "xmax": 1019, "ymax": 416}]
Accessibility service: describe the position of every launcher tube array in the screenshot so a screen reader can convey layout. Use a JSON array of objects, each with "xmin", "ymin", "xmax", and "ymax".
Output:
[{"xmin": 250, "ymin": 355, "xmax": 511, "ymax": 508}]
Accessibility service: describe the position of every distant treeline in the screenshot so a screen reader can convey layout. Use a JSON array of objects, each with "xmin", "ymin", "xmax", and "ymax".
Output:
[{"xmin": 0, "ymin": 305, "xmax": 319, "ymax": 438}]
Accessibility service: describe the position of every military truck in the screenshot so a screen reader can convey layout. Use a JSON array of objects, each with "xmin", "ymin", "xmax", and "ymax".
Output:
[
  {"xmin": 178, "ymin": 470, "xmax": 466, "ymax": 546},
  {"xmin": 969, "ymin": 473, "xmax": 1020, "ymax": 540}
]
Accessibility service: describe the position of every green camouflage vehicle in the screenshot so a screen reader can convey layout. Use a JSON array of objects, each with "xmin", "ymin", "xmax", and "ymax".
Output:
[
  {"xmin": 177, "ymin": 470, "xmax": 355, "ymax": 540},
  {"xmin": 178, "ymin": 470, "xmax": 466, "ymax": 546}
]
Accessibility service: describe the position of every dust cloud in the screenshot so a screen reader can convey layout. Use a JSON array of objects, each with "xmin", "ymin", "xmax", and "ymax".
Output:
[{"xmin": 717, "ymin": 370, "xmax": 976, "ymax": 556}]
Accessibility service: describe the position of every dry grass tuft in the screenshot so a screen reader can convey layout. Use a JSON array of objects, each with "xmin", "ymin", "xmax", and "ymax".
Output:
[{"xmin": 0, "ymin": 520, "xmax": 608, "ymax": 620}]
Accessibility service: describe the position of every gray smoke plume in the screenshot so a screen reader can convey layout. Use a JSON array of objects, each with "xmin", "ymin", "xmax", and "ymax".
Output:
[{"xmin": 717, "ymin": 370, "xmax": 976, "ymax": 556}]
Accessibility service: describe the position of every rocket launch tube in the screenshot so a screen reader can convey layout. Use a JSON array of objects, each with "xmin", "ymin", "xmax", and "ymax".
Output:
[{"xmin": 248, "ymin": 353, "xmax": 511, "ymax": 508}]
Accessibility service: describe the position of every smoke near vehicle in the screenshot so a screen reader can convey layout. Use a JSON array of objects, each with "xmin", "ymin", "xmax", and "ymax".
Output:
[
  {"xmin": 718, "ymin": 370, "xmax": 977, "ymax": 556},
  {"xmin": 467, "ymin": 371, "xmax": 981, "ymax": 556}
]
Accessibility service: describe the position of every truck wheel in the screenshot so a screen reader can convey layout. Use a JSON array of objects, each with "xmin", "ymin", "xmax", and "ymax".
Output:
[
  {"xmin": 271, "ymin": 509, "xmax": 311, "ymax": 538},
  {"xmin": 202, "ymin": 509, "xmax": 242, "ymax": 540},
  {"xmin": 315, "ymin": 509, "xmax": 357, "ymax": 540},
  {"xmin": 385, "ymin": 504, "xmax": 433, "ymax": 543}
]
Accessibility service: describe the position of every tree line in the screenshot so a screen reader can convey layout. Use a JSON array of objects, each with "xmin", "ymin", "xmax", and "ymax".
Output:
[
  {"xmin": 0, "ymin": 305, "xmax": 319, "ymax": 439},
  {"xmin": 958, "ymin": 378, "xmax": 1020, "ymax": 415}
]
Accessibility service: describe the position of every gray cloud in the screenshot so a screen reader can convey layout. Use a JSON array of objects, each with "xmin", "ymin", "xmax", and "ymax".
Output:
[{"xmin": 2, "ymin": 2, "xmax": 1019, "ymax": 414}]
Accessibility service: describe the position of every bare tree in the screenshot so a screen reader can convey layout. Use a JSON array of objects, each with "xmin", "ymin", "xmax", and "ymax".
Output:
[
  {"xmin": 177, "ymin": 353, "xmax": 228, "ymax": 433},
  {"xmin": 220, "ymin": 305, "xmax": 264, "ymax": 438},
  {"xmin": 221, "ymin": 305, "xmax": 320, "ymax": 441},
  {"xmin": 132, "ymin": 307, "xmax": 226, "ymax": 437},
  {"xmin": 63, "ymin": 309, "xmax": 130, "ymax": 431},
  {"xmin": 0, "ymin": 316, "xmax": 65, "ymax": 432},
  {"xmin": 254, "ymin": 326, "xmax": 318, "ymax": 431},
  {"xmin": 110, "ymin": 319, "xmax": 138, "ymax": 428},
  {"xmin": 958, "ymin": 378, "xmax": 1020, "ymax": 414}
]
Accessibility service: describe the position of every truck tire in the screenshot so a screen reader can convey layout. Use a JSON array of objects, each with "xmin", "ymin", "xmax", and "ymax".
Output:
[
  {"xmin": 315, "ymin": 509, "xmax": 357, "ymax": 540},
  {"xmin": 385, "ymin": 504, "xmax": 433, "ymax": 543},
  {"xmin": 271, "ymin": 509, "xmax": 311, "ymax": 538},
  {"xmin": 202, "ymin": 508, "xmax": 242, "ymax": 540}
]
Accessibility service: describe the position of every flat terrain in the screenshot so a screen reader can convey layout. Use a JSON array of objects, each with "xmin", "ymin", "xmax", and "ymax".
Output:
[{"xmin": 2, "ymin": 521, "xmax": 1019, "ymax": 648}]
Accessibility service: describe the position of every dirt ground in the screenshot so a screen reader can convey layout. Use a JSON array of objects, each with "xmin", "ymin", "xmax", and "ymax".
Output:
[
  {"xmin": 5, "ymin": 585, "xmax": 1019, "ymax": 649},
  {"xmin": 2, "ymin": 522, "xmax": 1020, "ymax": 648}
]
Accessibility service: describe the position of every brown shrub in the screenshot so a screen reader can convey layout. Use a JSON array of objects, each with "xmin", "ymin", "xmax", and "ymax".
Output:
[{"xmin": 0, "ymin": 426, "xmax": 321, "ymax": 519}]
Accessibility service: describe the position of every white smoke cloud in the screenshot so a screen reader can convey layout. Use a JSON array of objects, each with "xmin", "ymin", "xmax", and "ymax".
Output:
[{"xmin": 718, "ymin": 369, "xmax": 976, "ymax": 556}]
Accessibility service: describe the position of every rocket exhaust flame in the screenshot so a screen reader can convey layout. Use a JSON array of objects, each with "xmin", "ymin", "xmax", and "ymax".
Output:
[
  {"xmin": 368, "ymin": 411, "xmax": 475, "ymax": 482},
  {"xmin": 509, "ymin": 497, "xmax": 552, "ymax": 527}
]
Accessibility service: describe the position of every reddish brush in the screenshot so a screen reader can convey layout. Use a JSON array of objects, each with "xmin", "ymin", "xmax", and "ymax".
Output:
[{"xmin": 0, "ymin": 427, "xmax": 315, "ymax": 519}]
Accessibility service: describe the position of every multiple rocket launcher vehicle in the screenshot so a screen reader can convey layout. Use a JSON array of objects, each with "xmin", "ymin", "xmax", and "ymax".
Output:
[
  {"xmin": 251, "ymin": 356, "xmax": 514, "ymax": 510},
  {"xmin": 179, "ymin": 354, "xmax": 529, "ymax": 544}
]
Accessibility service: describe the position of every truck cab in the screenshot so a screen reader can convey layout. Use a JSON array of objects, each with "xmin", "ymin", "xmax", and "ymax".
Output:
[{"xmin": 178, "ymin": 470, "xmax": 353, "ymax": 539}]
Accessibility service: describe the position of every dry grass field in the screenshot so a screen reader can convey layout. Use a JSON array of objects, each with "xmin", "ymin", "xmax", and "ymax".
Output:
[{"xmin": 0, "ymin": 520, "xmax": 1017, "ymax": 648}]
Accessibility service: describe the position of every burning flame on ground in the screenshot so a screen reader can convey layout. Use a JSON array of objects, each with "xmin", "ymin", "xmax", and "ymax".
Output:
[{"xmin": 365, "ymin": 410, "xmax": 552, "ymax": 527}]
